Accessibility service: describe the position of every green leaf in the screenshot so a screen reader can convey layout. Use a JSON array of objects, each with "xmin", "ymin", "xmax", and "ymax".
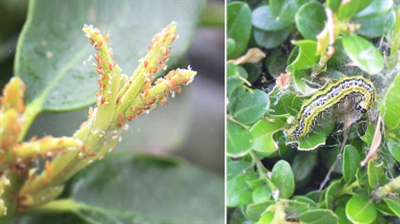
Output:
[
  {"xmin": 292, "ymin": 196, "xmax": 317, "ymax": 208},
  {"xmin": 271, "ymin": 160, "xmax": 295, "ymax": 199},
  {"xmin": 227, "ymin": 38, "xmax": 236, "ymax": 56},
  {"xmin": 338, "ymin": 0, "xmax": 372, "ymax": 19},
  {"xmin": 326, "ymin": 0, "xmax": 341, "ymax": 13},
  {"xmin": 295, "ymin": 2, "xmax": 326, "ymax": 40},
  {"xmin": 292, "ymin": 70, "xmax": 318, "ymax": 95},
  {"xmin": 360, "ymin": 122, "xmax": 375, "ymax": 144},
  {"xmin": 227, "ymin": 64, "xmax": 248, "ymax": 97},
  {"xmin": 252, "ymin": 185, "xmax": 272, "ymax": 203},
  {"xmin": 383, "ymin": 198, "xmax": 400, "ymax": 217},
  {"xmin": 253, "ymin": 27, "xmax": 291, "ymax": 49},
  {"xmin": 387, "ymin": 139, "xmax": 400, "ymax": 163},
  {"xmin": 354, "ymin": 9, "xmax": 396, "ymax": 38},
  {"xmin": 325, "ymin": 180, "xmax": 341, "ymax": 210},
  {"xmin": 299, "ymin": 209, "xmax": 338, "ymax": 224},
  {"xmin": 270, "ymin": 0, "xmax": 299, "ymax": 22},
  {"xmin": 285, "ymin": 200, "xmax": 311, "ymax": 215},
  {"xmin": 227, "ymin": 160, "xmax": 252, "ymax": 181},
  {"xmin": 342, "ymin": 34, "xmax": 384, "ymax": 74},
  {"xmin": 343, "ymin": 145, "xmax": 361, "ymax": 184},
  {"xmin": 257, "ymin": 212, "xmax": 275, "ymax": 223},
  {"xmin": 227, "ymin": 2, "xmax": 252, "ymax": 59},
  {"xmin": 252, "ymin": 5, "xmax": 291, "ymax": 31},
  {"xmin": 227, "ymin": 121, "xmax": 253, "ymax": 157},
  {"xmin": 379, "ymin": 74, "xmax": 400, "ymax": 130},
  {"xmin": 346, "ymin": 195, "xmax": 377, "ymax": 224},
  {"xmin": 227, "ymin": 172, "xmax": 258, "ymax": 207},
  {"xmin": 367, "ymin": 160, "xmax": 384, "ymax": 189},
  {"xmin": 63, "ymin": 153, "xmax": 223, "ymax": 223},
  {"xmin": 289, "ymin": 118, "xmax": 336, "ymax": 151},
  {"xmin": 265, "ymin": 49, "xmax": 288, "ymax": 77},
  {"xmin": 246, "ymin": 201, "xmax": 275, "ymax": 221},
  {"xmin": 355, "ymin": 0, "xmax": 393, "ymax": 19},
  {"xmin": 249, "ymin": 118, "xmax": 286, "ymax": 154},
  {"xmin": 335, "ymin": 206, "xmax": 352, "ymax": 224},
  {"xmin": 289, "ymin": 40, "xmax": 319, "ymax": 70},
  {"xmin": 231, "ymin": 89, "xmax": 269, "ymax": 125},
  {"xmin": 15, "ymin": 0, "xmax": 202, "ymax": 111}
]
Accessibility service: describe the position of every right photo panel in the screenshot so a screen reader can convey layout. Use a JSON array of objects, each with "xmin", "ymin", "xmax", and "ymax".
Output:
[{"xmin": 226, "ymin": 0, "xmax": 400, "ymax": 223}]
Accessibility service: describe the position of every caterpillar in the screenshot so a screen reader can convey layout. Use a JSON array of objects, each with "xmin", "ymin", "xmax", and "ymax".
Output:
[{"xmin": 285, "ymin": 76, "xmax": 376, "ymax": 139}]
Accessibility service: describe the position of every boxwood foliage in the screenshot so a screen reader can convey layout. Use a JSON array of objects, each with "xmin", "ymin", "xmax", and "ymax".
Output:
[{"xmin": 227, "ymin": 0, "xmax": 400, "ymax": 223}]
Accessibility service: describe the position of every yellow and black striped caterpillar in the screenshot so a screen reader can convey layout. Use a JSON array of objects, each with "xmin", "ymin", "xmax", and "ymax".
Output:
[{"xmin": 285, "ymin": 76, "xmax": 377, "ymax": 138}]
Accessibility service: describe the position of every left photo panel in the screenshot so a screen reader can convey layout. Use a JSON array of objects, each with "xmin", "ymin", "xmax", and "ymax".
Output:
[{"xmin": 0, "ymin": 0, "xmax": 225, "ymax": 223}]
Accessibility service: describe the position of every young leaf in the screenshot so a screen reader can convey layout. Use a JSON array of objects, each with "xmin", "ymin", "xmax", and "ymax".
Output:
[
  {"xmin": 346, "ymin": 195, "xmax": 377, "ymax": 223},
  {"xmin": 227, "ymin": 121, "xmax": 253, "ymax": 157},
  {"xmin": 271, "ymin": 160, "xmax": 295, "ymax": 199},
  {"xmin": 227, "ymin": 2, "xmax": 252, "ymax": 59},
  {"xmin": 343, "ymin": 145, "xmax": 361, "ymax": 184},
  {"xmin": 342, "ymin": 34, "xmax": 384, "ymax": 74},
  {"xmin": 295, "ymin": 2, "xmax": 326, "ymax": 40},
  {"xmin": 231, "ymin": 89, "xmax": 269, "ymax": 125}
]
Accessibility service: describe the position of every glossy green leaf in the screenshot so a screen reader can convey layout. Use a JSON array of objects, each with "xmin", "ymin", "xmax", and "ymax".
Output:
[
  {"xmin": 383, "ymin": 198, "xmax": 400, "ymax": 217},
  {"xmin": 292, "ymin": 196, "xmax": 317, "ymax": 208},
  {"xmin": 231, "ymin": 89, "xmax": 269, "ymax": 125},
  {"xmin": 228, "ymin": 86, "xmax": 245, "ymax": 114},
  {"xmin": 290, "ymin": 40, "xmax": 319, "ymax": 70},
  {"xmin": 326, "ymin": 0, "xmax": 341, "ymax": 13},
  {"xmin": 354, "ymin": 9, "xmax": 396, "ymax": 38},
  {"xmin": 338, "ymin": 0, "xmax": 372, "ymax": 19},
  {"xmin": 270, "ymin": 0, "xmax": 299, "ymax": 22},
  {"xmin": 15, "ymin": 0, "xmax": 202, "ymax": 111},
  {"xmin": 257, "ymin": 212, "xmax": 274, "ymax": 223},
  {"xmin": 249, "ymin": 118, "xmax": 286, "ymax": 154},
  {"xmin": 290, "ymin": 118, "xmax": 336, "ymax": 151},
  {"xmin": 227, "ymin": 121, "xmax": 253, "ymax": 157},
  {"xmin": 292, "ymin": 70, "xmax": 318, "ymax": 95},
  {"xmin": 335, "ymin": 206, "xmax": 352, "ymax": 224},
  {"xmin": 246, "ymin": 178, "xmax": 264, "ymax": 189},
  {"xmin": 299, "ymin": 209, "xmax": 338, "ymax": 224},
  {"xmin": 227, "ymin": 173, "xmax": 259, "ymax": 207},
  {"xmin": 265, "ymin": 49, "xmax": 288, "ymax": 77},
  {"xmin": 246, "ymin": 201, "xmax": 275, "ymax": 221},
  {"xmin": 243, "ymin": 63, "xmax": 262, "ymax": 84},
  {"xmin": 227, "ymin": 160, "xmax": 252, "ymax": 181},
  {"xmin": 295, "ymin": 2, "xmax": 326, "ymax": 40},
  {"xmin": 367, "ymin": 160, "xmax": 384, "ymax": 189},
  {"xmin": 252, "ymin": 5, "xmax": 291, "ymax": 31},
  {"xmin": 227, "ymin": 38, "xmax": 236, "ymax": 56},
  {"xmin": 325, "ymin": 180, "xmax": 341, "ymax": 210},
  {"xmin": 342, "ymin": 34, "xmax": 384, "ymax": 74},
  {"xmin": 252, "ymin": 185, "xmax": 272, "ymax": 203},
  {"xmin": 271, "ymin": 160, "xmax": 295, "ymax": 199},
  {"xmin": 227, "ymin": 2, "xmax": 252, "ymax": 59},
  {"xmin": 360, "ymin": 123, "xmax": 375, "ymax": 144},
  {"xmin": 355, "ymin": 0, "xmax": 393, "ymax": 19},
  {"xmin": 379, "ymin": 74, "xmax": 400, "ymax": 130},
  {"xmin": 346, "ymin": 195, "xmax": 377, "ymax": 223},
  {"xmin": 253, "ymin": 27, "xmax": 291, "ymax": 49},
  {"xmin": 227, "ymin": 64, "xmax": 248, "ymax": 97},
  {"xmin": 285, "ymin": 200, "xmax": 310, "ymax": 215},
  {"xmin": 343, "ymin": 145, "xmax": 361, "ymax": 184},
  {"xmin": 65, "ymin": 153, "xmax": 223, "ymax": 223},
  {"xmin": 387, "ymin": 139, "xmax": 400, "ymax": 163}
]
